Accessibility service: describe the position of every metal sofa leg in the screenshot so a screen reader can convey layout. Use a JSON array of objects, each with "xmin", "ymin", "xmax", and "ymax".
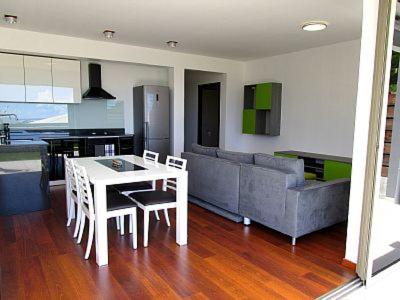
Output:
[
  {"xmin": 243, "ymin": 217, "xmax": 251, "ymax": 226},
  {"xmin": 291, "ymin": 237, "xmax": 296, "ymax": 246}
]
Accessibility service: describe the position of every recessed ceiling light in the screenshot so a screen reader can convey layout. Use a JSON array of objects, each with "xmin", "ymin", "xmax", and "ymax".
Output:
[
  {"xmin": 166, "ymin": 41, "xmax": 178, "ymax": 48},
  {"xmin": 103, "ymin": 30, "xmax": 115, "ymax": 39},
  {"xmin": 301, "ymin": 21, "xmax": 328, "ymax": 32},
  {"xmin": 4, "ymin": 14, "xmax": 18, "ymax": 24}
]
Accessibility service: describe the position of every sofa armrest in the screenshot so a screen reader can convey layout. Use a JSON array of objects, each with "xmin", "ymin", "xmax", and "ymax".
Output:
[
  {"xmin": 239, "ymin": 164, "xmax": 298, "ymax": 223},
  {"xmin": 285, "ymin": 179, "xmax": 350, "ymax": 238}
]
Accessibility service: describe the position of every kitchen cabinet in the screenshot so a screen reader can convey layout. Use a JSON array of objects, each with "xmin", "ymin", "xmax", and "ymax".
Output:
[
  {"xmin": 24, "ymin": 56, "xmax": 53, "ymax": 103},
  {"xmin": 52, "ymin": 58, "xmax": 81, "ymax": 104},
  {"xmin": 0, "ymin": 53, "xmax": 25, "ymax": 102}
]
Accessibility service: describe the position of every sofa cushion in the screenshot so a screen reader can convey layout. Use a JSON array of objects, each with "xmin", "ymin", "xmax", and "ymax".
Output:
[
  {"xmin": 254, "ymin": 153, "xmax": 305, "ymax": 186},
  {"xmin": 191, "ymin": 143, "xmax": 218, "ymax": 157},
  {"xmin": 216, "ymin": 150, "xmax": 254, "ymax": 164}
]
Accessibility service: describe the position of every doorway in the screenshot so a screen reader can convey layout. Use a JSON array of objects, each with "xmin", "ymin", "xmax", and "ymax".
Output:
[{"xmin": 197, "ymin": 82, "xmax": 220, "ymax": 147}]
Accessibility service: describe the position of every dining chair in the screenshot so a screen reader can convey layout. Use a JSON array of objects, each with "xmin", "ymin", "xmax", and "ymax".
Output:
[
  {"xmin": 65, "ymin": 155, "xmax": 82, "ymax": 238},
  {"xmin": 127, "ymin": 155, "xmax": 187, "ymax": 247},
  {"xmin": 113, "ymin": 150, "xmax": 162, "ymax": 221},
  {"xmin": 75, "ymin": 164, "xmax": 138, "ymax": 259}
]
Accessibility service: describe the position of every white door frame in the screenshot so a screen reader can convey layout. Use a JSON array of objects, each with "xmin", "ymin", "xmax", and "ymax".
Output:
[{"xmin": 356, "ymin": 0, "xmax": 397, "ymax": 284}]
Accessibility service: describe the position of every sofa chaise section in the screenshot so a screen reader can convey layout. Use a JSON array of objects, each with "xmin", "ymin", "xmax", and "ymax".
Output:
[{"xmin": 238, "ymin": 159, "xmax": 350, "ymax": 245}]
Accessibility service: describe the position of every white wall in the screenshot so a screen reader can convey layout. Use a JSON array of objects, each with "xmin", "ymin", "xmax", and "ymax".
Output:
[
  {"xmin": 69, "ymin": 60, "xmax": 169, "ymax": 131},
  {"xmin": 184, "ymin": 70, "xmax": 226, "ymax": 151},
  {"xmin": 238, "ymin": 40, "xmax": 361, "ymax": 157},
  {"xmin": 0, "ymin": 27, "xmax": 243, "ymax": 156}
]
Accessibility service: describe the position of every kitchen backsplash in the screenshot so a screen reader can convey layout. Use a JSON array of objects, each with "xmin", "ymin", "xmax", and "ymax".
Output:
[{"xmin": 0, "ymin": 99, "xmax": 124, "ymax": 130}]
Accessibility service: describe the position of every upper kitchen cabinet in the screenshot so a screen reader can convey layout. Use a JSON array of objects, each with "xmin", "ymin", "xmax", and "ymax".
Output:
[
  {"xmin": 24, "ymin": 56, "xmax": 53, "ymax": 103},
  {"xmin": 0, "ymin": 53, "xmax": 25, "ymax": 102},
  {"xmin": 52, "ymin": 58, "xmax": 81, "ymax": 104}
]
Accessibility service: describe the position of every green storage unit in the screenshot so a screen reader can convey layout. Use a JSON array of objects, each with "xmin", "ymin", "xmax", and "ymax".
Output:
[
  {"xmin": 324, "ymin": 160, "xmax": 352, "ymax": 181},
  {"xmin": 242, "ymin": 82, "xmax": 282, "ymax": 136},
  {"xmin": 242, "ymin": 109, "xmax": 256, "ymax": 134},
  {"xmin": 255, "ymin": 83, "xmax": 272, "ymax": 109},
  {"xmin": 274, "ymin": 151, "xmax": 352, "ymax": 182}
]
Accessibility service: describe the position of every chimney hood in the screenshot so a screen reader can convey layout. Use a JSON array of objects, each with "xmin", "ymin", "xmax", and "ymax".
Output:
[{"xmin": 82, "ymin": 63, "xmax": 116, "ymax": 100}]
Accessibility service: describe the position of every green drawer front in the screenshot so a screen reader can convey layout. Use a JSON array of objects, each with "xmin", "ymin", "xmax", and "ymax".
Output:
[
  {"xmin": 274, "ymin": 152, "xmax": 298, "ymax": 159},
  {"xmin": 243, "ymin": 109, "xmax": 256, "ymax": 134},
  {"xmin": 324, "ymin": 160, "xmax": 352, "ymax": 181},
  {"xmin": 255, "ymin": 83, "xmax": 272, "ymax": 109}
]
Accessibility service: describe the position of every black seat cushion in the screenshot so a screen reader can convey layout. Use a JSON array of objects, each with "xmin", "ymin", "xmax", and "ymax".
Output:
[
  {"xmin": 129, "ymin": 190, "xmax": 175, "ymax": 206},
  {"xmin": 113, "ymin": 182, "xmax": 152, "ymax": 193},
  {"xmin": 106, "ymin": 191, "xmax": 137, "ymax": 211}
]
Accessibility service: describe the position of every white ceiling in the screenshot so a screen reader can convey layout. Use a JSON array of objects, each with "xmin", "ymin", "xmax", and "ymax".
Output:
[{"xmin": 0, "ymin": 0, "xmax": 362, "ymax": 61}]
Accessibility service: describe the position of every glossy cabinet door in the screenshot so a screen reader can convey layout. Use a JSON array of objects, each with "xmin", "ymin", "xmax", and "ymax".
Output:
[
  {"xmin": 52, "ymin": 58, "xmax": 81, "ymax": 103},
  {"xmin": 24, "ymin": 56, "xmax": 53, "ymax": 103},
  {"xmin": 0, "ymin": 53, "xmax": 26, "ymax": 102}
]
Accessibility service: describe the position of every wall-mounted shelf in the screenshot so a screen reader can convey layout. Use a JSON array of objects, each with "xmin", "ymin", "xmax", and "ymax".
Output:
[{"xmin": 242, "ymin": 82, "xmax": 281, "ymax": 135}]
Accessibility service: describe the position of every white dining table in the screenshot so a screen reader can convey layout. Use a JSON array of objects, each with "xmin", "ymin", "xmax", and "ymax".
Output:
[{"xmin": 72, "ymin": 155, "xmax": 188, "ymax": 266}]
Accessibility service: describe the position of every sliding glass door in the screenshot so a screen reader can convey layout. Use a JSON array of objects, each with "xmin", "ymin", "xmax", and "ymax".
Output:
[{"xmin": 356, "ymin": 0, "xmax": 400, "ymax": 284}]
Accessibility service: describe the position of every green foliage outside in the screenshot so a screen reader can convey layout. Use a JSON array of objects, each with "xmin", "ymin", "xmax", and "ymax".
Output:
[{"xmin": 390, "ymin": 51, "xmax": 399, "ymax": 93}]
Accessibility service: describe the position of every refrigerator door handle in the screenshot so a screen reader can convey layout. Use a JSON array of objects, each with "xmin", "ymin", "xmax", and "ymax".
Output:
[{"xmin": 144, "ymin": 122, "xmax": 149, "ymax": 150}]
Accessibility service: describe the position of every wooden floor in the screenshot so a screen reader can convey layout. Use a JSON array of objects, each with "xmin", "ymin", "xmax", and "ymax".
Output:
[{"xmin": 0, "ymin": 186, "xmax": 355, "ymax": 299}]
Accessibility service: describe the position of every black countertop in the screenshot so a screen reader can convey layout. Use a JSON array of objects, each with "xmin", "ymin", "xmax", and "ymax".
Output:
[{"xmin": 9, "ymin": 129, "xmax": 133, "ymax": 142}]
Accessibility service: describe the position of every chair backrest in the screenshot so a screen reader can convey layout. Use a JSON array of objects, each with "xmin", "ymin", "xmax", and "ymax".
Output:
[
  {"xmin": 74, "ymin": 164, "xmax": 95, "ymax": 216},
  {"xmin": 64, "ymin": 155, "xmax": 77, "ymax": 192},
  {"xmin": 163, "ymin": 155, "xmax": 187, "ymax": 191},
  {"xmin": 143, "ymin": 150, "xmax": 159, "ymax": 162}
]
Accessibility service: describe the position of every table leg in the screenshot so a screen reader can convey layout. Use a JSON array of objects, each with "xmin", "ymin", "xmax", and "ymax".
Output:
[
  {"xmin": 94, "ymin": 183, "xmax": 108, "ymax": 266},
  {"xmin": 176, "ymin": 172, "xmax": 188, "ymax": 245}
]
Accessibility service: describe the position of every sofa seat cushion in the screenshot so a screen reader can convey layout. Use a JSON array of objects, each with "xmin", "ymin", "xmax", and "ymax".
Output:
[
  {"xmin": 216, "ymin": 150, "xmax": 254, "ymax": 164},
  {"xmin": 254, "ymin": 153, "xmax": 305, "ymax": 186},
  {"xmin": 192, "ymin": 143, "xmax": 218, "ymax": 157}
]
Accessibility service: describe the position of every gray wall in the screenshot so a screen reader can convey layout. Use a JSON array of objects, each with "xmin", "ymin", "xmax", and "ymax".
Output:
[{"xmin": 184, "ymin": 70, "xmax": 225, "ymax": 151}]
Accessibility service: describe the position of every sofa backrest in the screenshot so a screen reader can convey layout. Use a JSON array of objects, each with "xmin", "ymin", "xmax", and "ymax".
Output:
[
  {"xmin": 182, "ymin": 152, "xmax": 241, "ymax": 213},
  {"xmin": 254, "ymin": 153, "xmax": 305, "ymax": 186},
  {"xmin": 216, "ymin": 150, "xmax": 254, "ymax": 164},
  {"xmin": 191, "ymin": 143, "xmax": 218, "ymax": 157},
  {"xmin": 239, "ymin": 164, "xmax": 298, "ymax": 220}
]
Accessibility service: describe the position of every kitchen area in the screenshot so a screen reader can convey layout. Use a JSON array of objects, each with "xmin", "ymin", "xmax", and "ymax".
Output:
[{"xmin": 0, "ymin": 52, "xmax": 171, "ymax": 216}]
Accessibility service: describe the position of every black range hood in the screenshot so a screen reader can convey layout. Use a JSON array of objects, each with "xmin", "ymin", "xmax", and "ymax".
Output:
[{"xmin": 82, "ymin": 63, "xmax": 116, "ymax": 100}]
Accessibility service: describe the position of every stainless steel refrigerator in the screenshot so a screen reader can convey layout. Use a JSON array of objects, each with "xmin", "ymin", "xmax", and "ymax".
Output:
[{"xmin": 133, "ymin": 85, "xmax": 170, "ymax": 162}]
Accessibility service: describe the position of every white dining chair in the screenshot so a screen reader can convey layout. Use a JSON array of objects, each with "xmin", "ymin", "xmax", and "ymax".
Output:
[
  {"xmin": 113, "ymin": 150, "xmax": 163, "ymax": 222},
  {"xmin": 75, "ymin": 164, "xmax": 138, "ymax": 259},
  {"xmin": 65, "ymin": 155, "xmax": 82, "ymax": 238},
  {"xmin": 127, "ymin": 155, "xmax": 187, "ymax": 247}
]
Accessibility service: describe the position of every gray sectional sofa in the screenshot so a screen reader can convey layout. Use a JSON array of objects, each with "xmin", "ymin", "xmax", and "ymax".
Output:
[{"xmin": 181, "ymin": 144, "xmax": 350, "ymax": 245}]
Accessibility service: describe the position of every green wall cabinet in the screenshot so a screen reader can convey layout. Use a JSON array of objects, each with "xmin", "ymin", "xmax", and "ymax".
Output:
[
  {"xmin": 255, "ymin": 83, "xmax": 272, "ymax": 109},
  {"xmin": 242, "ymin": 82, "xmax": 282, "ymax": 135},
  {"xmin": 242, "ymin": 109, "xmax": 256, "ymax": 134}
]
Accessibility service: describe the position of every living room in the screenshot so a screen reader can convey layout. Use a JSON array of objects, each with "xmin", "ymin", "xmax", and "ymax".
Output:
[{"xmin": 1, "ymin": 0, "xmax": 393, "ymax": 298}]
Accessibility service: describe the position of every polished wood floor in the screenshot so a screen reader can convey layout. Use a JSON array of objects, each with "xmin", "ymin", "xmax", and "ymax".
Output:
[{"xmin": 0, "ymin": 186, "xmax": 355, "ymax": 299}]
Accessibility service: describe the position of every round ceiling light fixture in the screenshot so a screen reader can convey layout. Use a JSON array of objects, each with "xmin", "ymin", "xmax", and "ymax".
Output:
[
  {"xmin": 301, "ymin": 21, "xmax": 328, "ymax": 32},
  {"xmin": 166, "ymin": 41, "xmax": 178, "ymax": 48},
  {"xmin": 4, "ymin": 14, "xmax": 18, "ymax": 24},
  {"xmin": 103, "ymin": 30, "xmax": 115, "ymax": 39}
]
